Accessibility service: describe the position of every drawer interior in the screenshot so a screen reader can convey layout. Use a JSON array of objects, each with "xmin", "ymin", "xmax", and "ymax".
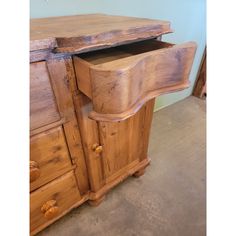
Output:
[{"xmin": 78, "ymin": 39, "xmax": 174, "ymax": 65}]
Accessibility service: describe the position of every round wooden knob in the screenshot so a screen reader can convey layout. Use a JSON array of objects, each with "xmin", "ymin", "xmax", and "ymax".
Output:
[
  {"xmin": 41, "ymin": 200, "xmax": 59, "ymax": 220},
  {"xmin": 92, "ymin": 144, "xmax": 103, "ymax": 154},
  {"xmin": 30, "ymin": 161, "xmax": 40, "ymax": 182},
  {"xmin": 44, "ymin": 206, "xmax": 59, "ymax": 220}
]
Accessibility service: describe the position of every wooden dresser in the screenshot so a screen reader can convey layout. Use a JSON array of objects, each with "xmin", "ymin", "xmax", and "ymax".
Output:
[{"xmin": 30, "ymin": 14, "xmax": 196, "ymax": 235}]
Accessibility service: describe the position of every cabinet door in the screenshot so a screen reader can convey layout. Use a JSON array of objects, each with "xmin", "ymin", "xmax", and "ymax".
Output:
[
  {"xmin": 98, "ymin": 99, "xmax": 155, "ymax": 183},
  {"xmin": 75, "ymin": 92, "xmax": 155, "ymax": 192}
]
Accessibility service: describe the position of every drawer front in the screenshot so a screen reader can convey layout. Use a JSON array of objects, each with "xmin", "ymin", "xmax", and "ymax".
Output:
[
  {"xmin": 73, "ymin": 40, "xmax": 196, "ymax": 121},
  {"xmin": 30, "ymin": 171, "xmax": 81, "ymax": 233},
  {"xmin": 30, "ymin": 61, "xmax": 60, "ymax": 130},
  {"xmin": 30, "ymin": 126, "xmax": 73, "ymax": 191}
]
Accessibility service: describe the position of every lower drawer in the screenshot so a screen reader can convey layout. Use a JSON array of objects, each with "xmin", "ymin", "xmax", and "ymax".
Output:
[{"xmin": 30, "ymin": 171, "xmax": 81, "ymax": 234}]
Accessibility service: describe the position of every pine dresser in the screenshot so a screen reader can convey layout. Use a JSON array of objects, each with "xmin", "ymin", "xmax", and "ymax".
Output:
[{"xmin": 30, "ymin": 14, "xmax": 197, "ymax": 235}]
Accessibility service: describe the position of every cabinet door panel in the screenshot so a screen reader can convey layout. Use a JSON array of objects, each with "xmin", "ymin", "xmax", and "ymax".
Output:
[{"xmin": 98, "ymin": 99, "xmax": 155, "ymax": 180}]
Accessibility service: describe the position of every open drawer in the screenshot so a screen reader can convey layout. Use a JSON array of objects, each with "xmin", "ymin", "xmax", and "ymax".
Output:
[{"xmin": 73, "ymin": 39, "xmax": 197, "ymax": 121}]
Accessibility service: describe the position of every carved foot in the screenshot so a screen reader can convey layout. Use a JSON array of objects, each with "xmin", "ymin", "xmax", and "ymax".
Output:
[
  {"xmin": 133, "ymin": 168, "xmax": 146, "ymax": 178},
  {"xmin": 88, "ymin": 195, "xmax": 105, "ymax": 207}
]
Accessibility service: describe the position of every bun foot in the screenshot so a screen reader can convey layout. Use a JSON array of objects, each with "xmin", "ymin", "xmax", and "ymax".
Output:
[
  {"xmin": 88, "ymin": 195, "xmax": 105, "ymax": 207},
  {"xmin": 133, "ymin": 168, "xmax": 146, "ymax": 178}
]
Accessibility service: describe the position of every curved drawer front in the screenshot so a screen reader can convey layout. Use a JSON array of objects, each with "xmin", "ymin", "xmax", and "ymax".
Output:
[{"xmin": 73, "ymin": 40, "xmax": 197, "ymax": 121}]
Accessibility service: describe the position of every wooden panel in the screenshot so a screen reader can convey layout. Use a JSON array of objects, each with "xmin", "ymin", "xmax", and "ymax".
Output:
[
  {"xmin": 47, "ymin": 57, "xmax": 75, "ymax": 121},
  {"xmin": 63, "ymin": 119, "xmax": 90, "ymax": 195},
  {"xmin": 30, "ymin": 171, "xmax": 81, "ymax": 234},
  {"xmin": 30, "ymin": 62, "xmax": 60, "ymax": 130},
  {"xmin": 30, "ymin": 49, "xmax": 52, "ymax": 63},
  {"xmin": 30, "ymin": 126, "xmax": 72, "ymax": 191},
  {"xmin": 73, "ymin": 39, "xmax": 197, "ymax": 121},
  {"xmin": 98, "ymin": 99, "xmax": 155, "ymax": 180},
  {"xmin": 73, "ymin": 58, "xmax": 92, "ymax": 98},
  {"xmin": 30, "ymin": 14, "xmax": 172, "ymax": 52},
  {"xmin": 140, "ymin": 99, "xmax": 156, "ymax": 161},
  {"xmin": 74, "ymin": 92, "xmax": 105, "ymax": 192},
  {"xmin": 89, "ymin": 158, "xmax": 150, "ymax": 201}
]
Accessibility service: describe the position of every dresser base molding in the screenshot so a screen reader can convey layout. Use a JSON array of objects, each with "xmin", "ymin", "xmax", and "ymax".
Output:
[
  {"xmin": 88, "ymin": 195, "xmax": 106, "ymax": 207},
  {"xmin": 88, "ymin": 158, "xmax": 150, "ymax": 203},
  {"xmin": 133, "ymin": 167, "xmax": 146, "ymax": 178}
]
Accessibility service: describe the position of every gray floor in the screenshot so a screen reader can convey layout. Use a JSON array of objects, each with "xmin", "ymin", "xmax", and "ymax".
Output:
[{"xmin": 38, "ymin": 96, "xmax": 206, "ymax": 236}]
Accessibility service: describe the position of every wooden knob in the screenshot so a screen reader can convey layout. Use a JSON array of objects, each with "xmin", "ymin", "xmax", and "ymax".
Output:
[
  {"xmin": 92, "ymin": 144, "xmax": 103, "ymax": 154},
  {"xmin": 41, "ymin": 200, "xmax": 59, "ymax": 220},
  {"xmin": 44, "ymin": 206, "xmax": 59, "ymax": 220},
  {"xmin": 30, "ymin": 161, "xmax": 40, "ymax": 182}
]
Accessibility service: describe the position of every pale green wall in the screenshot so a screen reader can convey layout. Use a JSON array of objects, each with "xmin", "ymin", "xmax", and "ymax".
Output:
[{"xmin": 31, "ymin": 0, "xmax": 206, "ymax": 111}]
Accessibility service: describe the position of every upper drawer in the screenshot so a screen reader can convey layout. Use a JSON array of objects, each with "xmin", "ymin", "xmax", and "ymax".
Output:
[
  {"xmin": 30, "ymin": 62, "xmax": 60, "ymax": 130},
  {"xmin": 30, "ymin": 126, "xmax": 73, "ymax": 192},
  {"xmin": 73, "ymin": 39, "xmax": 197, "ymax": 121}
]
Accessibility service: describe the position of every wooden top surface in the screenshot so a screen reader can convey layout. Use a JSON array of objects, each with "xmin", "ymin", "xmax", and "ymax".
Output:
[{"xmin": 30, "ymin": 14, "xmax": 172, "ymax": 53}]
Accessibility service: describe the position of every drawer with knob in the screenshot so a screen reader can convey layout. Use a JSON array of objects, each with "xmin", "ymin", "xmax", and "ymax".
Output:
[
  {"xmin": 30, "ymin": 126, "xmax": 74, "ymax": 191},
  {"xmin": 30, "ymin": 171, "xmax": 81, "ymax": 235},
  {"xmin": 73, "ymin": 39, "xmax": 196, "ymax": 122}
]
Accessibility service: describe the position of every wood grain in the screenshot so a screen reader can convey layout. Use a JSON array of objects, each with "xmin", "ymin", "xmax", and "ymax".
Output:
[
  {"xmin": 30, "ymin": 55, "xmax": 90, "ymax": 234},
  {"xmin": 30, "ymin": 62, "xmax": 60, "ymax": 130},
  {"xmin": 73, "ymin": 92, "xmax": 105, "ymax": 192},
  {"xmin": 63, "ymin": 119, "xmax": 90, "ymax": 195},
  {"xmin": 30, "ymin": 126, "xmax": 73, "ymax": 192},
  {"xmin": 98, "ymin": 99, "xmax": 154, "ymax": 185},
  {"xmin": 30, "ymin": 14, "xmax": 172, "ymax": 52},
  {"xmin": 73, "ymin": 96, "xmax": 155, "ymax": 203},
  {"xmin": 47, "ymin": 57, "xmax": 75, "ymax": 121},
  {"xmin": 89, "ymin": 158, "xmax": 150, "ymax": 201},
  {"xmin": 98, "ymin": 101, "xmax": 150, "ymax": 179},
  {"xmin": 30, "ymin": 171, "xmax": 81, "ymax": 234},
  {"xmin": 30, "ymin": 14, "xmax": 197, "ymax": 234},
  {"xmin": 73, "ymin": 40, "xmax": 197, "ymax": 121},
  {"xmin": 31, "ymin": 194, "xmax": 89, "ymax": 236}
]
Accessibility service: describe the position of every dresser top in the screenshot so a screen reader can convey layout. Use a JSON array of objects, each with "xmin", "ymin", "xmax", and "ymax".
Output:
[{"xmin": 30, "ymin": 14, "xmax": 172, "ymax": 53}]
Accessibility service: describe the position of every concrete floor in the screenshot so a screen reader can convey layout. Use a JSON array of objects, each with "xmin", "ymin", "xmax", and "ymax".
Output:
[{"xmin": 38, "ymin": 96, "xmax": 206, "ymax": 236}]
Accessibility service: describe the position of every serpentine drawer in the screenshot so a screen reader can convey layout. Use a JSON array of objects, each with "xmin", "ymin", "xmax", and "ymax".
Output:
[{"xmin": 73, "ymin": 39, "xmax": 197, "ymax": 122}]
